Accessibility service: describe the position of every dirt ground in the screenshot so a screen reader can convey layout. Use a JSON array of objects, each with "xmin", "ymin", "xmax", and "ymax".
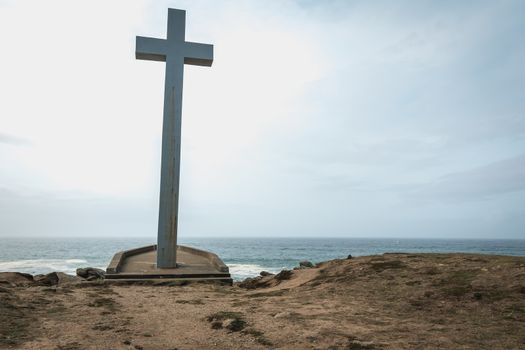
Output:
[{"xmin": 1, "ymin": 253, "xmax": 524, "ymax": 350}]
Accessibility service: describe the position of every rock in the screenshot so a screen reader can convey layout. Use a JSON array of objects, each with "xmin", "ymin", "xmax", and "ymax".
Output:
[
  {"xmin": 56, "ymin": 272, "xmax": 82, "ymax": 284},
  {"xmin": 294, "ymin": 266, "xmax": 313, "ymax": 270},
  {"xmin": 274, "ymin": 312, "xmax": 291, "ymax": 318},
  {"xmin": 347, "ymin": 254, "xmax": 353, "ymax": 259},
  {"xmin": 0, "ymin": 271, "xmax": 80, "ymax": 287},
  {"xmin": 238, "ymin": 277, "xmax": 258, "ymax": 289},
  {"xmin": 238, "ymin": 276, "xmax": 271, "ymax": 289},
  {"xmin": 223, "ymin": 318, "xmax": 246, "ymax": 332},
  {"xmin": 34, "ymin": 272, "xmax": 60, "ymax": 286},
  {"xmin": 299, "ymin": 260, "xmax": 314, "ymax": 268},
  {"xmin": 275, "ymin": 269, "xmax": 293, "ymax": 281},
  {"xmin": 0, "ymin": 272, "xmax": 34, "ymax": 285},
  {"xmin": 76, "ymin": 268, "xmax": 88, "ymax": 278},
  {"xmin": 260, "ymin": 271, "xmax": 274, "ymax": 277},
  {"xmin": 76, "ymin": 267, "xmax": 105, "ymax": 280}
]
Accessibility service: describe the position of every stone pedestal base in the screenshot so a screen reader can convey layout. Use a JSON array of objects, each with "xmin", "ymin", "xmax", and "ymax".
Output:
[{"xmin": 105, "ymin": 245, "xmax": 232, "ymax": 284}]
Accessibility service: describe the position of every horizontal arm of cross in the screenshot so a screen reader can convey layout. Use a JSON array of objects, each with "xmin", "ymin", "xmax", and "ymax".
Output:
[
  {"xmin": 136, "ymin": 36, "xmax": 167, "ymax": 62},
  {"xmin": 184, "ymin": 42, "xmax": 213, "ymax": 67}
]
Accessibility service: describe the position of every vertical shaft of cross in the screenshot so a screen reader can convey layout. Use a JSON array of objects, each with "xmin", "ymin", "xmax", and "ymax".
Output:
[
  {"xmin": 157, "ymin": 10, "xmax": 186, "ymax": 268},
  {"xmin": 135, "ymin": 8, "xmax": 213, "ymax": 269},
  {"xmin": 157, "ymin": 54, "xmax": 184, "ymax": 268}
]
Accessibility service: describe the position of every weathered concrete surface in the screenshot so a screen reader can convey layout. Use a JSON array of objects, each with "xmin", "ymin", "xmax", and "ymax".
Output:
[{"xmin": 105, "ymin": 245, "xmax": 231, "ymax": 284}]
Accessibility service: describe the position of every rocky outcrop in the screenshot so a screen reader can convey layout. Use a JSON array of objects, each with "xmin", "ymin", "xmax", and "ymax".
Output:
[
  {"xmin": 239, "ymin": 268, "xmax": 297, "ymax": 289},
  {"xmin": 76, "ymin": 267, "xmax": 105, "ymax": 280},
  {"xmin": 299, "ymin": 260, "xmax": 314, "ymax": 268},
  {"xmin": 274, "ymin": 269, "xmax": 293, "ymax": 281},
  {"xmin": 238, "ymin": 276, "xmax": 269, "ymax": 289},
  {"xmin": 0, "ymin": 272, "xmax": 80, "ymax": 287},
  {"xmin": 0, "ymin": 272, "xmax": 34, "ymax": 286},
  {"xmin": 34, "ymin": 272, "xmax": 60, "ymax": 286},
  {"xmin": 56, "ymin": 272, "xmax": 82, "ymax": 284}
]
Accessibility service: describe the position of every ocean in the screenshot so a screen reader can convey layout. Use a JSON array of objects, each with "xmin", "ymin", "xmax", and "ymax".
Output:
[{"xmin": 1, "ymin": 237, "xmax": 524, "ymax": 281}]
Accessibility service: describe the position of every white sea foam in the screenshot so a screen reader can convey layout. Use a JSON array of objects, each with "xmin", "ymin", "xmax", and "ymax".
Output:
[
  {"xmin": 0, "ymin": 259, "xmax": 278, "ymax": 280},
  {"xmin": 0, "ymin": 259, "xmax": 91, "ymax": 275},
  {"xmin": 227, "ymin": 263, "xmax": 280, "ymax": 281}
]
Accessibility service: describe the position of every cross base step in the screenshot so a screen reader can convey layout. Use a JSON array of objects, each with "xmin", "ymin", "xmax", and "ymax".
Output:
[{"xmin": 105, "ymin": 244, "xmax": 232, "ymax": 285}]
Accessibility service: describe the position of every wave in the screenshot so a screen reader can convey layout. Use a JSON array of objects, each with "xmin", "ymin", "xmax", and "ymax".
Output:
[
  {"xmin": 227, "ymin": 263, "xmax": 281, "ymax": 281},
  {"xmin": 0, "ymin": 259, "xmax": 282, "ymax": 281},
  {"xmin": 0, "ymin": 259, "xmax": 93, "ymax": 275}
]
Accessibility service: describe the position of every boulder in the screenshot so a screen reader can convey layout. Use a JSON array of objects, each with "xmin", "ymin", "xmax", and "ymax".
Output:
[
  {"xmin": 76, "ymin": 267, "xmax": 105, "ymax": 280},
  {"xmin": 56, "ymin": 272, "xmax": 82, "ymax": 284},
  {"xmin": 34, "ymin": 272, "xmax": 60, "ymax": 286},
  {"xmin": 0, "ymin": 272, "xmax": 34, "ymax": 285},
  {"xmin": 260, "ymin": 271, "xmax": 274, "ymax": 277},
  {"xmin": 0, "ymin": 271, "xmax": 80, "ymax": 287},
  {"xmin": 239, "ymin": 276, "xmax": 263, "ymax": 289},
  {"xmin": 275, "ymin": 269, "xmax": 293, "ymax": 281},
  {"xmin": 238, "ymin": 274, "xmax": 277, "ymax": 289},
  {"xmin": 299, "ymin": 261, "xmax": 314, "ymax": 268}
]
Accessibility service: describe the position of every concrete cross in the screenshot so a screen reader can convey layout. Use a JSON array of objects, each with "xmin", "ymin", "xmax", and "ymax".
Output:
[{"xmin": 136, "ymin": 9, "xmax": 213, "ymax": 268}]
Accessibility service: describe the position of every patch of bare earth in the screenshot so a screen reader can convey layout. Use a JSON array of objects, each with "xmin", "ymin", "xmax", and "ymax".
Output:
[{"xmin": 1, "ymin": 253, "xmax": 524, "ymax": 349}]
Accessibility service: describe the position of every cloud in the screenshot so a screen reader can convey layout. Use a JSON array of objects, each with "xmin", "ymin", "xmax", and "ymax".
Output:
[
  {"xmin": 0, "ymin": 0, "xmax": 524, "ymax": 239},
  {"xmin": 0, "ymin": 188, "xmax": 157, "ymax": 238},
  {"xmin": 406, "ymin": 155, "xmax": 525, "ymax": 202},
  {"xmin": 0, "ymin": 133, "xmax": 31, "ymax": 146}
]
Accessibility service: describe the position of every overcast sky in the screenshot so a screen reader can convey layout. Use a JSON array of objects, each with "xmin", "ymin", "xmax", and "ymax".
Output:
[{"xmin": 1, "ymin": 0, "xmax": 524, "ymax": 239}]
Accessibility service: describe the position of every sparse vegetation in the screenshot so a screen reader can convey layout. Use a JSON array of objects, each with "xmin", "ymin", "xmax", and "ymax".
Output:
[
  {"xmin": 206, "ymin": 311, "xmax": 244, "ymax": 322},
  {"xmin": 87, "ymin": 297, "xmax": 118, "ymax": 310},
  {"xmin": 435, "ymin": 270, "xmax": 478, "ymax": 298},
  {"xmin": 175, "ymin": 299, "xmax": 204, "ymax": 305},
  {"xmin": 91, "ymin": 323, "xmax": 114, "ymax": 331},
  {"xmin": 368, "ymin": 259, "xmax": 406, "ymax": 271}
]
